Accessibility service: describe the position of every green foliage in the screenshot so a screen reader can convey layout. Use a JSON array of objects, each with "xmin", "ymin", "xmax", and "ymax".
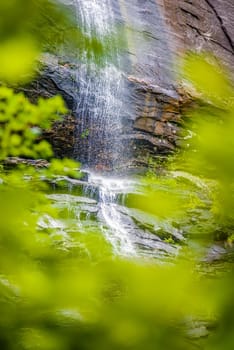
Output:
[
  {"xmin": 131, "ymin": 174, "xmax": 208, "ymax": 216},
  {"xmin": 81, "ymin": 129, "xmax": 90, "ymax": 139},
  {"xmin": 182, "ymin": 53, "xmax": 233, "ymax": 107},
  {"xmin": 0, "ymin": 87, "xmax": 66, "ymax": 159},
  {"xmin": 49, "ymin": 158, "xmax": 82, "ymax": 179},
  {"xmin": 178, "ymin": 53, "xmax": 234, "ymax": 236},
  {"xmin": 0, "ymin": 0, "xmax": 117, "ymax": 83},
  {"xmin": 0, "ymin": 0, "xmax": 69, "ymax": 82}
]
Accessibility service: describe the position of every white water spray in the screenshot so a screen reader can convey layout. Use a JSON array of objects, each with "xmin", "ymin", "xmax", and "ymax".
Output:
[
  {"xmin": 72, "ymin": 0, "xmax": 125, "ymax": 168},
  {"xmin": 88, "ymin": 173, "xmax": 137, "ymax": 256}
]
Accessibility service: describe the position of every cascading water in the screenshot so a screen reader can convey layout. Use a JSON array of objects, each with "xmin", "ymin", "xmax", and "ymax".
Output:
[
  {"xmin": 73, "ymin": 0, "xmax": 125, "ymax": 170},
  {"xmin": 87, "ymin": 173, "xmax": 137, "ymax": 256},
  {"xmin": 70, "ymin": 0, "xmax": 139, "ymax": 256}
]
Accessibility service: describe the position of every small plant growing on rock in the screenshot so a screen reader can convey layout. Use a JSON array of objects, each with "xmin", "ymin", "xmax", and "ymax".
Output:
[{"xmin": 81, "ymin": 128, "xmax": 90, "ymax": 139}]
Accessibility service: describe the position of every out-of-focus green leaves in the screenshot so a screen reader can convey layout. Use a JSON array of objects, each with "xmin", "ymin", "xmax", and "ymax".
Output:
[
  {"xmin": 126, "ymin": 186, "xmax": 183, "ymax": 219},
  {"xmin": 0, "ymin": 0, "xmax": 68, "ymax": 82},
  {"xmin": 48, "ymin": 159, "xmax": 82, "ymax": 179},
  {"xmin": 182, "ymin": 53, "xmax": 233, "ymax": 107},
  {"xmin": 0, "ymin": 0, "xmax": 125, "ymax": 83},
  {"xmin": 177, "ymin": 53, "xmax": 234, "ymax": 235},
  {"xmin": 0, "ymin": 37, "xmax": 39, "ymax": 83},
  {"xmin": 125, "ymin": 175, "xmax": 208, "ymax": 224},
  {"xmin": 0, "ymin": 86, "xmax": 67, "ymax": 159},
  {"xmin": 0, "ymin": 202, "xmax": 218, "ymax": 350}
]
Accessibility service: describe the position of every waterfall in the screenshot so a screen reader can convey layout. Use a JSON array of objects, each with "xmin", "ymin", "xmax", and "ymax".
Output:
[
  {"xmin": 70, "ymin": 0, "xmax": 138, "ymax": 255},
  {"xmin": 58, "ymin": 1, "xmax": 178, "ymax": 257},
  {"xmin": 72, "ymin": 0, "xmax": 126, "ymax": 170}
]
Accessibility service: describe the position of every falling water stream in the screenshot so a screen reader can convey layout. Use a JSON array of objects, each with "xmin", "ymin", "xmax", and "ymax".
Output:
[
  {"xmin": 87, "ymin": 173, "xmax": 137, "ymax": 256},
  {"xmin": 73, "ymin": 0, "xmax": 125, "ymax": 169},
  {"xmin": 70, "ymin": 0, "xmax": 141, "ymax": 256}
]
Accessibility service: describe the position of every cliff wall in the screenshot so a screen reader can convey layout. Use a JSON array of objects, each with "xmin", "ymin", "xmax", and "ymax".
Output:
[{"xmin": 26, "ymin": 0, "xmax": 234, "ymax": 168}]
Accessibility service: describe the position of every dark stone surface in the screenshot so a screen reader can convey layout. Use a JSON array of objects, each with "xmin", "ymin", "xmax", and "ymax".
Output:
[
  {"xmin": 21, "ymin": 55, "xmax": 79, "ymax": 159},
  {"xmin": 2, "ymin": 157, "xmax": 49, "ymax": 169},
  {"xmin": 42, "ymin": 114, "xmax": 77, "ymax": 159}
]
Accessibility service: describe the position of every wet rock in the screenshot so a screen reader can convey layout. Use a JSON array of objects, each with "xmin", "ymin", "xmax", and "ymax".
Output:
[
  {"xmin": 47, "ymin": 193, "xmax": 97, "ymax": 206},
  {"xmin": 186, "ymin": 320, "xmax": 212, "ymax": 339},
  {"xmin": 42, "ymin": 114, "xmax": 77, "ymax": 159},
  {"xmin": 21, "ymin": 56, "xmax": 79, "ymax": 159},
  {"xmin": 195, "ymin": 242, "xmax": 234, "ymax": 277},
  {"xmin": 203, "ymin": 244, "xmax": 230, "ymax": 263},
  {"xmin": 106, "ymin": 203, "xmax": 179, "ymax": 257},
  {"xmin": 47, "ymin": 193, "xmax": 99, "ymax": 221},
  {"xmin": 38, "ymin": 214, "xmax": 66, "ymax": 230},
  {"xmin": 49, "ymin": 176, "xmax": 89, "ymax": 187},
  {"xmin": 2, "ymin": 157, "xmax": 49, "ymax": 169},
  {"xmin": 49, "ymin": 176, "xmax": 99, "ymax": 200},
  {"xmin": 118, "ymin": 206, "xmax": 185, "ymax": 242}
]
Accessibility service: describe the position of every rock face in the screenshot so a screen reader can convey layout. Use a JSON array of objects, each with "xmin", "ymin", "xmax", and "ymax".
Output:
[
  {"xmin": 120, "ymin": 0, "xmax": 234, "ymax": 167},
  {"xmin": 162, "ymin": 0, "xmax": 234, "ymax": 73},
  {"xmin": 123, "ymin": 78, "xmax": 192, "ymax": 167},
  {"xmin": 22, "ymin": 56, "xmax": 78, "ymax": 159},
  {"xmin": 27, "ymin": 0, "xmax": 234, "ymax": 168}
]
